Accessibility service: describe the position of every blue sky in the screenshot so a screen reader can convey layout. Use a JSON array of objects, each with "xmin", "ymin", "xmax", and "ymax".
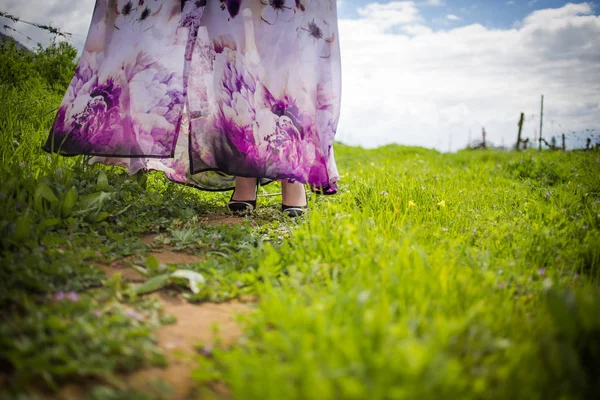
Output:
[
  {"xmin": 333, "ymin": 0, "xmax": 600, "ymax": 149},
  {"xmin": 339, "ymin": 0, "xmax": 599, "ymax": 29}
]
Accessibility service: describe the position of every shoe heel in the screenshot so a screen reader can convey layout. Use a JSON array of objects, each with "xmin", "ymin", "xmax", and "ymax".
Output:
[
  {"xmin": 281, "ymin": 184, "xmax": 308, "ymax": 217},
  {"xmin": 228, "ymin": 178, "xmax": 259, "ymax": 212}
]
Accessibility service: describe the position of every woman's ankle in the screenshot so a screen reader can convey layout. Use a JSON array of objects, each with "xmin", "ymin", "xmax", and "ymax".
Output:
[
  {"xmin": 281, "ymin": 182, "xmax": 307, "ymax": 207},
  {"xmin": 232, "ymin": 177, "xmax": 258, "ymax": 201}
]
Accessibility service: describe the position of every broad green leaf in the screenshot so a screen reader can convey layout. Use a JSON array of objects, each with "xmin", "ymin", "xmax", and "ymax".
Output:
[
  {"xmin": 171, "ymin": 269, "xmax": 206, "ymax": 294},
  {"xmin": 146, "ymin": 255, "xmax": 161, "ymax": 275},
  {"xmin": 78, "ymin": 192, "xmax": 108, "ymax": 209},
  {"xmin": 97, "ymin": 170, "xmax": 109, "ymax": 191},
  {"xmin": 93, "ymin": 211, "xmax": 110, "ymax": 222},
  {"xmin": 131, "ymin": 264, "xmax": 149, "ymax": 277},
  {"xmin": 74, "ymin": 192, "xmax": 112, "ymax": 217},
  {"xmin": 34, "ymin": 183, "xmax": 59, "ymax": 213},
  {"xmin": 130, "ymin": 274, "xmax": 170, "ymax": 295},
  {"xmin": 61, "ymin": 186, "xmax": 78, "ymax": 218}
]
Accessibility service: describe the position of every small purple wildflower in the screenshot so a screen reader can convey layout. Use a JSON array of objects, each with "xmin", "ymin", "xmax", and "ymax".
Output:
[
  {"xmin": 200, "ymin": 344, "xmax": 213, "ymax": 357},
  {"xmin": 55, "ymin": 291, "xmax": 79, "ymax": 302},
  {"xmin": 537, "ymin": 268, "xmax": 546, "ymax": 277},
  {"xmin": 19, "ymin": 162, "xmax": 25, "ymax": 168},
  {"xmin": 165, "ymin": 338, "xmax": 184, "ymax": 349},
  {"xmin": 125, "ymin": 309, "xmax": 143, "ymax": 321}
]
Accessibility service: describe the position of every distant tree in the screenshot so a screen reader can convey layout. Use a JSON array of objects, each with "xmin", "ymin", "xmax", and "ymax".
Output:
[
  {"xmin": 34, "ymin": 40, "xmax": 77, "ymax": 90},
  {"xmin": 0, "ymin": 38, "xmax": 77, "ymax": 92},
  {"xmin": 0, "ymin": 39, "xmax": 36, "ymax": 86}
]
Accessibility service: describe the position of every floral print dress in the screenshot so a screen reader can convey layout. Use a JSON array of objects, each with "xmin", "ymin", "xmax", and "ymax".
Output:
[{"xmin": 44, "ymin": 0, "xmax": 341, "ymax": 193}]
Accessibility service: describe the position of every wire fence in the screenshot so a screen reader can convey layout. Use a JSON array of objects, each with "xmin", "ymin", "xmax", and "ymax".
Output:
[{"xmin": 0, "ymin": 10, "xmax": 85, "ymax": 49}]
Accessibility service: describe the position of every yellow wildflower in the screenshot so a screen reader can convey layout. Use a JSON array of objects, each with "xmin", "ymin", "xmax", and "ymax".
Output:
[
  {"xmin": 408, "ymin": 200, "xmax": 416, "ymax": 207},
  {"xmin": 437, "ymin": 200, "xmax": 446, "ymax": 207}
]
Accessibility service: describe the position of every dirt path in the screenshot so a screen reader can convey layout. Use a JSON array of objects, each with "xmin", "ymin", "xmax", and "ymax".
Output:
[
  {"xmin": 59, "ymin": 221, "xmax": 253, "ymax": 399},
  {"xmin": 100, "ymin": 248, "xmax": 205, "ymax": 282},
  {"xmin": 58, "ymin": 295, "xmax": 250, "ymax": 400},
  {"xmin": 127, "ymin": 294, "xmax": 251, "ymax": 399}
]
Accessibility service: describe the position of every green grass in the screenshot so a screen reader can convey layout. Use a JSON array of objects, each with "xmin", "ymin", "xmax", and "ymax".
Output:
[
  {"xmin": 190, "ymin": 146, "xmax": 599, "ymax": 400},
  {"xmin": 1, "ymin": 40, "xmax": 599, "ymax": 399}
]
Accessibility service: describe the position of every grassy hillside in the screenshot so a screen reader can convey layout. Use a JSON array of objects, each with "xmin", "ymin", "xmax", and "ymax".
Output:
[{"xmin": 1, "ymin": 41, "xmax": 599, "ymax": 400}]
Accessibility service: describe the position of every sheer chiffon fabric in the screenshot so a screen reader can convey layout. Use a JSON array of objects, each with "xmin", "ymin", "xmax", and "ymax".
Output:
[{"xmin": 45, "ymin": 0, "xmax": 341, "ymax": 193}]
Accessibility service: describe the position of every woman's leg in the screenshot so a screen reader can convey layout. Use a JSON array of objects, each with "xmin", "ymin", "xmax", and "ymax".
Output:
[
  {"xmin": 281, "ymin": 182, "xmax": 307, "ymax": 207},
  {"xmin": 232, "ymin": 176, "xmax": 258, "ymax": 201}
]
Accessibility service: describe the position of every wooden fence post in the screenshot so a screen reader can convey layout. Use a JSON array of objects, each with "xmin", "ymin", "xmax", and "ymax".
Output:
[
  {"xmin": 516, "ymin": 112, "xmax": 524, "ymax": 150},
  {"xmin": 482, "ymin": 127, "xmax": 487, "ymax": 149},
  {"xmin": 539, "ymin": 95, "xmax": 544, "ymax": 151}
]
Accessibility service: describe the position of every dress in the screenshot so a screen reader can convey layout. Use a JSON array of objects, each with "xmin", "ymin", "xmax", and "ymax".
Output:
[{"xmin": 44, "ymin": 0, "xmax": 341, "ymax": 193}]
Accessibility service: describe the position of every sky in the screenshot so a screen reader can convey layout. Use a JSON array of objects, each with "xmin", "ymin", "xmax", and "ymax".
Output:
[{"xmin": 2, "ymin": 0, "xmax": 599, "ymax": 151}]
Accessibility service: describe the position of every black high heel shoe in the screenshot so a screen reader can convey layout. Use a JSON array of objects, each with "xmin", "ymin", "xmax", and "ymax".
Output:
[
  {"xmin": 281, "ymin": 185, "xmax": 308, "ymax": 217},
  {"xmin": 281, "ymin": 203, "xmax": 308, "ymax": 217},
  {"xmin": 228, "ymin": 178, "xmax": 258, "ymax": 212}
]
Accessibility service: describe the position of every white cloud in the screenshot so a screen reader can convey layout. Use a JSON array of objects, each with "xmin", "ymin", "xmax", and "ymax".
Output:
[
  {"xmin": 422, "ymin": 0, "xmax": 445, "ymax": 6},
  {"xmin": 357, "ymin": 2, "xmax": 423, "ymax": 28},
  {"xmin": 336, "ymin": 2, "xmax": 600, "ymax": 150},
  {"xmin": 507, "ymin": 1, "xmax": 515, "ymax": 5},
  {"xmin": 446, "ymin": 14, "xmax": 461, "ymax": 21}
]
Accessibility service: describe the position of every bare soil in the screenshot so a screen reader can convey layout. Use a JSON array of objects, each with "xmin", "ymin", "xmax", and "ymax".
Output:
[
  {"xmin": 56, "ymin": 294, "xmax": 251, "ymax": 400},
  {"xmin": 198, "ymin": 215, "xmax": 244, "ymax": 227},
  {"xmin": 127, "ymin": 293, "xmax": 251, "ymax": 399},
  {"xmin": 54, "ymin": 216, "xmax": 254, "ymax": 399},
  {"xmin": 99, "ymin": 251, "xmax": 204, "ymax": 282}
]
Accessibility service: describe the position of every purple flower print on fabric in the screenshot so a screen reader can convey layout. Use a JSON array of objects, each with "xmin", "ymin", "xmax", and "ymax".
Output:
[
  {"xmin": 294, "ymin": 0, "xmax": 309, "ymax": 12},
  {"xmin": 46, "ymin": 0, "xmax": 341, "ymax": 193},
  {"xmin": 220, "ymin": 0, "xmax": 243, "ymax": 19},
  {"xmin": 70, "ymin": 79, "xmax": 123, "ymax": 147},
  {"xmin": 198, "ymin": 41, "xmax": 334, "ymax": 188},
  {"xmin": 260, "ymin": 0, "xmax": 295, "ymax": 25},
  {"xmin": 47, "ymin": 50, "xmax": 185, "ymax": 156},
  {"xmin": 208, "ymin": 47, "xmax": 262, "ymax": 169},
  {"xmin": 114, "ymin": 1, "xmax": 164, "ymax": 32},
  {"xmin": 297, "ymin": 18, "xmax": 335, "ymax": 60}
]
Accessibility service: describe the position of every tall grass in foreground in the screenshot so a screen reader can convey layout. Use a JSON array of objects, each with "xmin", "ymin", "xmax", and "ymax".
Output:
[{"xmin": 194, "ymin": 148, "xmax": 600, "ymax": 399}]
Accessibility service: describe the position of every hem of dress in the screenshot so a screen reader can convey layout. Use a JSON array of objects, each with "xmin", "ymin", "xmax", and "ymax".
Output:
[
  {"xmin": 42, "ymin": 144, "xmax": 177, "ymax": 159},
  {"xmin": 42, "ymin": 144, "xmax": 338, "ymax": 194},
  {"xmin": 165, "ymin": 171, "xmax": 275, "ymax": 193},
  {"xmin": 190, "ymin": 166, "xmax": 339, "ymax": 195}
]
